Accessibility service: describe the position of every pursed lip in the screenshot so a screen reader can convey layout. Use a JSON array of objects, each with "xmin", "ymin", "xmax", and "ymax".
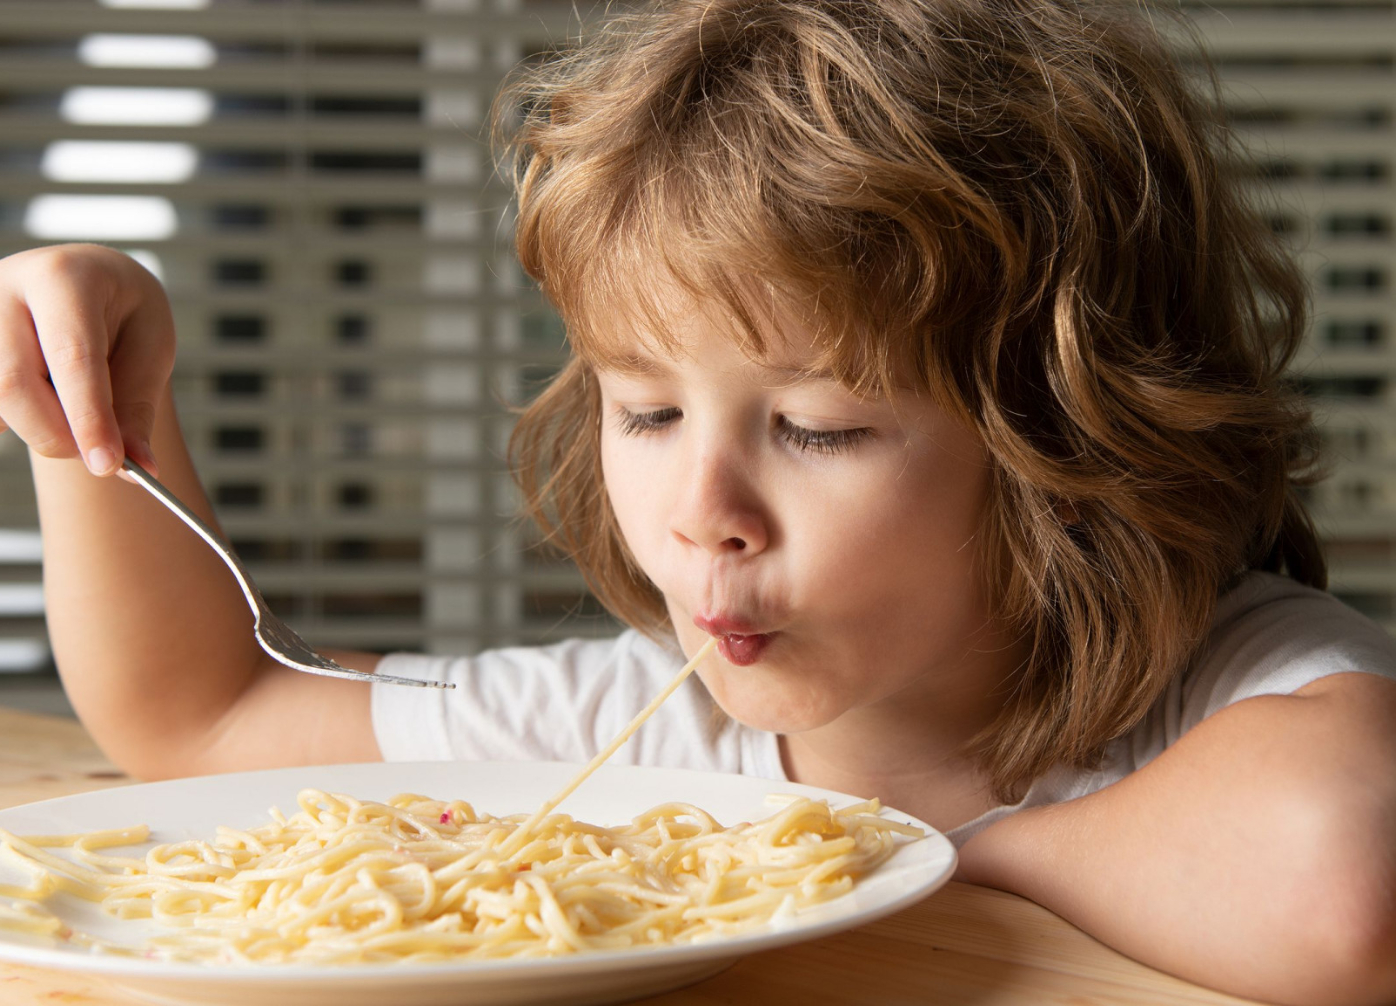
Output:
[
  {"xmin": 693, "ymin": 614, "xmax": 769, "ymax": 636},
  {"xmin": 693, "ymin": 614, "xmax": 778, "ymax": 667}
]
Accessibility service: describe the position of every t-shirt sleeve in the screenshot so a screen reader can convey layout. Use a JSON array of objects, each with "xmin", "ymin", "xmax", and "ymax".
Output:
[
  {"xmin": 1178, "ymin": 575, "xmax": 1396, "ymax": 735},
  {"xmin": 368, "ymin": 630, "xmax": 766, "ymax": 776}
]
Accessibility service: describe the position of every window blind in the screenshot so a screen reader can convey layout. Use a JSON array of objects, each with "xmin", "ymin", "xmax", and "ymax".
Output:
[
  {"xmin": 0, "ymin": 0, "xmax": 615, "ymax": 675},
  {"xmin": 1179, "ymin": 0, "xmax": 1395, "ymax": 630},
  {"xmin": 0, "ymin": 0, "xmax": 1390, "ymax": 680}
]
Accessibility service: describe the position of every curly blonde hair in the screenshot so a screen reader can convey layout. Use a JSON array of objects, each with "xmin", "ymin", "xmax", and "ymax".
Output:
[{"xmin": 498, "ymin": 0, "xmax": 1325, "ymax": 799}]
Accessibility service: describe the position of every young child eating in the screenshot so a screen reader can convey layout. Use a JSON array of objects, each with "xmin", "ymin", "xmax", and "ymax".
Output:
[{"xmin": 0, "ymin": 0, "xmax": 1393, "ymax": 1001}]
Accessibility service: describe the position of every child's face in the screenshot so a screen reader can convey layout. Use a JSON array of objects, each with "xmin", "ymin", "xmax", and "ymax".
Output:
[{"xmin": 595, "ymin": 299, "xmax": 1017, "ymax": 735}]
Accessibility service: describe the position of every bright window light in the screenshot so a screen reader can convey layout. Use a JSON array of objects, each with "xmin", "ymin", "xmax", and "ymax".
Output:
[
  {"xmin": 0, "ymin": 531, "xmax": 42, "ymax": 563},
  {"xmin": 78, "ymin": 35, "xmax": 216, "ymax": 69},
  {"xmin": 100, "ymin": 0, "xmax": 211, "ymax": 8},
  {"xmin": 0, "ymin": 585, "xmax": 44, "ymax": 617},
  {"xmin": 0, "ymin": 640, "xmax": 50, "ymax": 673},
  {"xmin": 24, "ymin": 196, "xmax": 178, "ymax": 241},
  {"xmin": 41, "ymin": 141, "xmax": 198, "ymax": 183},
  {"xmin": 60, "ymin": 87, "xmax": 213, "ymax": 126},
  {"xmin": 120, "ymin": 249, "xmax": 166, "ymax": 283}
]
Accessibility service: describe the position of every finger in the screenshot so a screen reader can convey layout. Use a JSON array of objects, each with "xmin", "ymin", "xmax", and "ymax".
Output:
[
  {"xmin": 107, "ymin": 294, "xmax": 176, "ymax": 479},
  {"xmin": 0, "ymin": 301, "xmax": 81, "ymax": 461},
  {"xmin": 26, "ymin": 288, "xmax": 123, "ymax": 477}
]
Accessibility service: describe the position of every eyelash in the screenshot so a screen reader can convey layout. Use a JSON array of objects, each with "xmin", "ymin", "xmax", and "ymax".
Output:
[
  {"xmin": 614, "ymin": 408, "xmax": 872, "ymax": 456},
  {"xmin": 616, "ymin": 407, "xmax": 681, "ymax": 437}
]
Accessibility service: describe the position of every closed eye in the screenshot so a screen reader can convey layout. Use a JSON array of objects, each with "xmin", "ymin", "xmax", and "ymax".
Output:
[
  {"xmin": 616, "ymin": 406, "xmax": 681, "ymax": 437},
  {"xmin": 777, "ymin": 416, "xmax": 872, "ymax": 455},
  {"xmin": 614, "ymin": 407, "xmax": 871, "ymax": 455}
]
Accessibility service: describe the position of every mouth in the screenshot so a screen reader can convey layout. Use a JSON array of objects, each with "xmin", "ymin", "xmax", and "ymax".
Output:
[{"xmin": 693, "ymin": 615, "xmax": 777, "ymax": 667}]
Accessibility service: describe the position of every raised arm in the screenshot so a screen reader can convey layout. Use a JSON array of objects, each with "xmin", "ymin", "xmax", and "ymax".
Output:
[
  {"xmin": 956, "ymin": 671, "xmax": 1396, "ymax": 1006},
  {"xmin": 2, "ymin": 244, "xmax": 381, "ymax": 778}
]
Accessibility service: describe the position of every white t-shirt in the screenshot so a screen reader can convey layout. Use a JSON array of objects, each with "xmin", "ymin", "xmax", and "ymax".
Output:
[{"xmin": 372, "ymin": 571, "xmax": 1396, "ymax": 847}]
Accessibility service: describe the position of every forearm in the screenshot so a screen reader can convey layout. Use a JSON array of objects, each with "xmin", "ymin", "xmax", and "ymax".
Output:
[
  {"xmin": 34, "ymin": 386, "xmax": 268, "ymax": 776},
  {"xmin": 956, "ymin": 684, "xmax": 1396, "ymax": 1006}
]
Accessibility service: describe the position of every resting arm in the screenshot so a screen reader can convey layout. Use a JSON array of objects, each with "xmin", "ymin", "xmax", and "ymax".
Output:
[{"xmin": 956, "ymin": 671, "xmax": 1396, "ymax": 1006}]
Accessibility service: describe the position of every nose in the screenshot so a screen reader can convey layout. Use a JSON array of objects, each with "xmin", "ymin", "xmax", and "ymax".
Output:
[{"xmin": 669, "ymin": 450, "xmax": 770, "ymax": 558}]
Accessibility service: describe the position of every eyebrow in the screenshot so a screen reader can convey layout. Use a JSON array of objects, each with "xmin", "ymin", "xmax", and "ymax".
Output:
[
  {"xmin": 758, "ymin": 363, "xmax": 840, "ymax": 383},
  {"xmin": 595, "ymin": 353, "xmax": 672, "ymax": 376}
]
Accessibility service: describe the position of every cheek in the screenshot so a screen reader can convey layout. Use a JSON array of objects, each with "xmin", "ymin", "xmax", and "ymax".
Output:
[
  {"xmin": 600, "ymin": 434, "xmax": 668, "ymax": 564},
  {"xmin": 793, "ymin": 451, "xmax": 992, "ymax": 621}
]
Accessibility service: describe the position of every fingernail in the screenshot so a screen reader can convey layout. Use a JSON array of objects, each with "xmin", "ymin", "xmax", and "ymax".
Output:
[{"xmin": 86, "ymin": 447, "xmax": 117, "ymax": 476}]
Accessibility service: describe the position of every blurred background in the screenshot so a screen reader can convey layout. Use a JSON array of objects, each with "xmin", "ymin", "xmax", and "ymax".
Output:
[{"xmin": 0, "ymin": 0, "xmax": 1390, "ymax": 715}]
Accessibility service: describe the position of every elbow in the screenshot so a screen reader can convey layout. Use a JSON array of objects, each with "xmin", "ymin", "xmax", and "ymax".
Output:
[
  {"xmin": 72, "ymin": 709, "xmax": 221, "ymax": 783},
  {"xmin": 1197, "ymin": 783, "xmax": 1396, "ymax": 1006},
  {"xmin": 98, "ymin": 739, "xmax": 197, "ymax": 783},
  {"xmin": 118, "ymin": 753, "xmax": 190, "ymax": 783},
  {"xmin": 1311, "ymin": 862, "xmax": 1396, "ymax": 1006},
  {"xmin": 1286, "ymin": 903, "xmax": 1396, "ymax": 1006},
  {"xmin": 1272, "ymin": 821, "xmax": 1396, "ymax": 1006},
  {"xmin": 61, "ymin": 659, "xmax": 266, "ymax": 782},
  {"xmin": 1239, "ymin": 882, "xmax": 1396, "ymax": 1006},
  {"xmin": 112, "ymin": 723, "xmax": 245, "ymax": 781}
]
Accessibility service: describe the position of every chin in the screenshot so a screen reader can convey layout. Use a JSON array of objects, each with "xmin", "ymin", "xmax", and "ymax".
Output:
[{"xmin": 696, "ymin": 668, "xmax": 843, "ymax": 734}]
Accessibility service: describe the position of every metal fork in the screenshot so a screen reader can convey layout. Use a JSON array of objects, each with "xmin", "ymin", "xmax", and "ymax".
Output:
[{"xmin": 121, "ymin": 458, "xmax": 452, "ymax": 689}]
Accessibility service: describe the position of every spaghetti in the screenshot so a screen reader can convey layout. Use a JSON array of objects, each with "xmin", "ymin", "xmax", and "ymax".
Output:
[{"xmin": 0, "ymin": 638, "xmax": 924, "ymax": 964}]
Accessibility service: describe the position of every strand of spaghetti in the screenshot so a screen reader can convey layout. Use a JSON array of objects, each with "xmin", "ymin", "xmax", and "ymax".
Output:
[{"xmin": 498, "ymin": 636, "xmax": 717, "ymax": 860}]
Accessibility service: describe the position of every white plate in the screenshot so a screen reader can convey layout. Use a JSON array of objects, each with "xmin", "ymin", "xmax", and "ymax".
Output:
[{"xmin": 0, "ymin": 761, "xmax": 956, "ymax": 1006}]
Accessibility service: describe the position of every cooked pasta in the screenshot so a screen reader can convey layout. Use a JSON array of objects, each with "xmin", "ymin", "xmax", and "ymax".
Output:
[{"xmin": 0, "ymin": 638, "xmax": 924, "ymax": 963}]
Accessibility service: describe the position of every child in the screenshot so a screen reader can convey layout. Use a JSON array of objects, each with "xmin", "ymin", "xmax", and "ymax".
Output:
[{"xmin": 1, "ymin": 0, "xmax": 1394, "ymax": 1001}]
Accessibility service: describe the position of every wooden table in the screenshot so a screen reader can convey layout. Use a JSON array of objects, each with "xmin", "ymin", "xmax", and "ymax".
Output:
[{"xmin": 0, "ymin": 706, "xmax": 1268, "ymax": 1005}]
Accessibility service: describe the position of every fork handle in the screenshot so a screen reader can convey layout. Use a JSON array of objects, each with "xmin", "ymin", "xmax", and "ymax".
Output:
[
  {"xmin": 121, "ymin": 458, "xmax": 452, "ymax": 691},
  {"xmin": 120, "ymin": 457, "xmax": 265, "ymax": 617}
]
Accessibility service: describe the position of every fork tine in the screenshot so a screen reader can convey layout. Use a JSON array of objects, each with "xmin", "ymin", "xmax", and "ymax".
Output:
[
  {"xmin": 256, "ymin": 637, "xmax": 447, "ymax": 688},
  {"xmin": 255, "ymin": 616, "xmax": 450, "ymax": 689}
]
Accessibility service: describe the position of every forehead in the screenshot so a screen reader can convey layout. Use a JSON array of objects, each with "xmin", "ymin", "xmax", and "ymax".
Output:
[
  {"xmin": 572, "ymin": 266, "xmax": 844, "ymax": 380},
  {"xmin": 557, "ymin": 223, "xmax": 924, "ymax": 401},
  {"xmin": 586, "ymin": 317, "xmax": 847, "ymax": 389}
]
